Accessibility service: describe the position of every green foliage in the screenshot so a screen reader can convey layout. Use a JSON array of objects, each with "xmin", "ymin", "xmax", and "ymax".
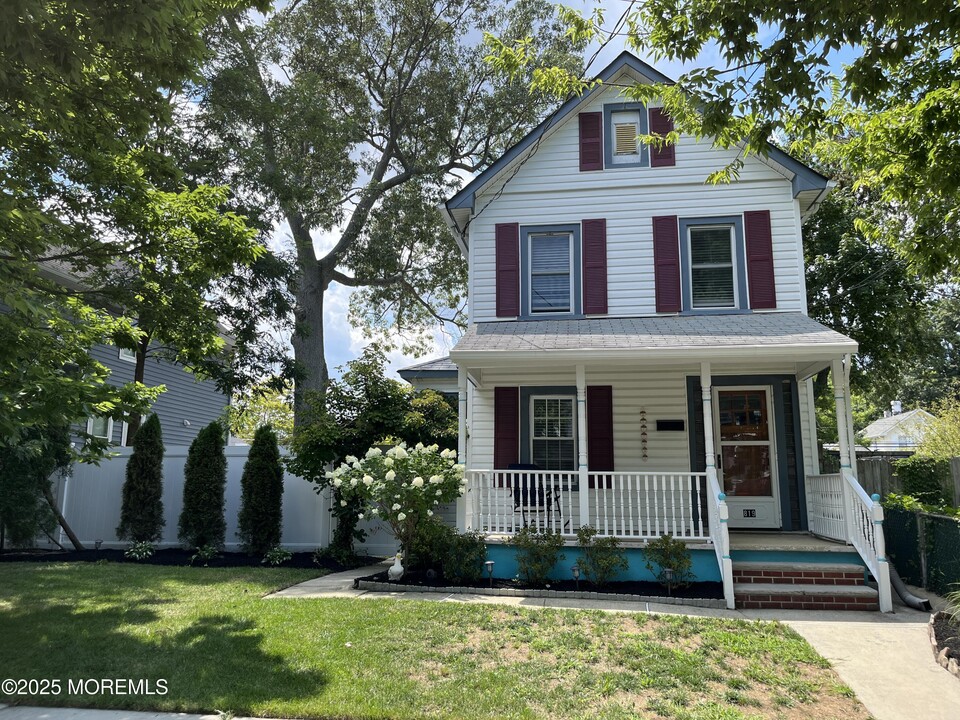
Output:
[
  {"xmin": 0, "ymin": 424, "xmax": 72, "ymax": 548},
  {"xmin": 407, "ymin": 518, "xmax": 456, "ymax": 571},
  {"xmin": 262, "ymin": 545, "xmax": 292, "ymax": 566},
  {"xmin": 946, "ymin": 587, "xmax": 960, "ymax": 626},
  {"xmin": 575, "ymin": 525, "xmax": 628, "ymax": 588},
  {"xmin": 230, "ymin": 382, "xmax": 294, "ymax": 445},
  {"xmin": 917, "ymin": 397, "xmax": 960, "ymax": 461},
  {"xmin": 895, "ymin": 456, "xmax": 949, "ymax": 506},
  {"xmin": 406, "ymin": 518, "xmax": 487, "ymax": 583},
  {"xmin": 124, "ymin": 542, "xmax": 156, "ymax": 561},
  {"xmin": 116, "ymin": 414, "xmax": 165, "ymax": 543},
  {"xmin": 644, "ymin": 535, "xmax": 694, "ymax": 589},
  {"xmin": 191, "ymin": 545, "xmax": 220, "ymax": 567},
  {"xmin": 882, "ymin": 493, "xmax": 960, "ymax": 517},
  {"xmin": 178, "ymin": 421, "xmax": 227, "ymax": 550},
  {"xmin": 237, "ymin": 425, "xmax": 285, "ymax": 555},
  {"xmin": 510, "ymin": 528, "xmax": 565, "ymax": 586}
]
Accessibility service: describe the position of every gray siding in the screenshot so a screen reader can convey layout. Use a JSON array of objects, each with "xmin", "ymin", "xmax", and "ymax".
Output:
[{"xmin": 86, "ymin": 343, "xmax": 230, "ymax": 446}]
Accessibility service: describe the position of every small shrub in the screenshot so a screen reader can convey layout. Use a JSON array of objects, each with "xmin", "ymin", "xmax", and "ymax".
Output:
[
  {"xmin": 312, "ymin": 545, "xmax": 366, "ymax": 569},
  {"xmin": 191, "ymin": 544, "xmax": 219, "ymax": 566},
  {"xmin": 443, "ymin": 531, "xmax": 487, "ymax": 584},
  {"xmin": 895, "ymin": 456, "xmax": 949, "ymax": 505},
  {"xmin": 116, "ymin": 414, "xmax": 165, "ymax": 543},
  {"xmin": 575, "ymin": 525, "xmax": 628, "ymax": 588},
  {"xmin": 237, "ymin": 425, "xmax": 285, "ymax": 555},
  {"xmin": 946, "ymin": 586, "xmax": 960, "ymax": 626},
  {"xmin": 124, "ymin": 541, "xmax": 155, "ymax": 561},
  {"xmin": 408, "ymin": 517, "xmax": 455, "ymax": 571},
  {"xmin": 510, "ymin": 527, "xmax": 565, "ymax": 586},
  {"xmin": 262, "ymin": 545, "xmax": 292, "ymax": 566},
  {"xmin": 645, "ymin": 534, "xmax": 694, "ymax": 589},
  {"xmin": 178, "ymin": 420, "xmax": 227, "ymax": 549}
]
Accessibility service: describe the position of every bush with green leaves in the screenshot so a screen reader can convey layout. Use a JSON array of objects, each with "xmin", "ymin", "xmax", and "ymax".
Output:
[
  {"xmin": 191, "ymin": 544, "xmax": 219, "ymax": 566},
  {"xmin": 124, "ymin": 541, "xmax": 155, "ymax": 561},
  {"xmin": 895, "ymin": 456, "xmax": 949, "ymax": 506},
  {"xmin": 262, "ymin": 545, "xmax": 292, "ymax": 566},
  {"xmin": 237, "ymin": 425, "xmax": 284, "ymax": 555},
  {"xmin": 575, "ymin": 525, "xmax": 628, "ymax": 588},
  {"xmin": 116, "ymin": 414, "xmax": 164, "ymax": 543},
  {"xmin": 644, "ymin": 534, "xmax": 694, "ymax": 589},
  {"xmin": 510, "ymin": 527, "xmax": 565, "ymax": 586},
  {"xmin": 407, "ymin": 518, "xmax": 487, "ymax": 583},
  {"xmin": 177, "ymin": 420, "xmax": 227, "ymax": 549}
]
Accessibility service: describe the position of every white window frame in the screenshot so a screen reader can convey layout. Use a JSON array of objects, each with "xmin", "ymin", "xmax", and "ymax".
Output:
[
  {"xmin": 610, "ymin": 110, "xmax": 641, "ymax": 162},
  {"xmin": 86, "ymin": 416, "xmax": 114, "ymax": 442},
  {"xmin": 687, "ymin": 224, "xmax": 738, "ymax": 310},
  {"xmin": 119, "ymin": 414, "xmax": 148, "ymax": 446},
  {"xmin": 118, "ymin": 347, "xmax": 136, "ymax": 363},
  {"xmin": 528, "ymin": 232, "xmax": 574, "ymax": 315},
  {"xmin": 529, "ymin": 395, "xmax": 578, "ymax": 471}
]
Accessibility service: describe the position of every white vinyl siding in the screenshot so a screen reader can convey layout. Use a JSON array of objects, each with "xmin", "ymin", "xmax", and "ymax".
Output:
[{"xmin": 468, "ymin": 82, "xmax": 803, "ymax": 322}]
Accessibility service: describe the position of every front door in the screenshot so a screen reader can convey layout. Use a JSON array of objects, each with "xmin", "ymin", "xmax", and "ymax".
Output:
[{"xmin": 713, "ymin": 387, "xmax": 781, "ymax": 529}]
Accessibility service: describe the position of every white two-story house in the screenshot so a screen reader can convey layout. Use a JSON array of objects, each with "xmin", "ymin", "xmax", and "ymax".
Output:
[{"xmin": 436, "ymin": 52, "xmax": 892, "ymax": 611}]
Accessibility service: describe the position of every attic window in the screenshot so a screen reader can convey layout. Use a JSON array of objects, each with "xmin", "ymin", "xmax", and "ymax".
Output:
[{"xmin": 610, "ymin": 110, "xmax": 640, "ymax": 163}]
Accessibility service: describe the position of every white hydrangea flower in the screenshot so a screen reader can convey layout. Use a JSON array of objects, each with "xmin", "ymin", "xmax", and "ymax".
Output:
[
  {"xmin": 358, "ymin": 513, "xmax": 364, "ymax": 520},
  {"xmin": 440, "ymin": 448, "xmax": 455, "ymax": 459},
  {"xmin": 397, "ymin": 512, "xmax": 407, "ymax": 521},
  {"xmin": 371, "ymin": 508, "xmax": 379, "ymax": 515},
  {"xmin": 385, "ymin": 470, "xmax": 396, "ymax": 481},
  {"xmin": 392, "ymin": 503, "xmax": 401, "ymax": 511},
  {"xmin": 384, "ymin": 457, "xmax": 394, "ymax": 467},
  {"xmin": 340, "ymin": 500, "xmax": 347, "ymax": 507},
  {"xmin": 436, "ymin": 490, "xmax": 442, "ymax": 496},
  {"xmin": 345, "ymin": 455, "xmax": 359, "ymax": 465},
  {"xmin": 412, "ymin": 477, "xmax": 424, "ymax": 488},
  {"xmin": 350, "ymin": 477, "xmax": 358, "ymax": 487},
  {"xmin": 333, "ymin": 478, "xmax": 343, "ymax": 488},
  {"xmin": 393, "ymin": 447, "xmax": 408, "ymax": 459},
  {"xmin": 427, "ymin": 510, "xmax": 434, "ymax": 516},
  {"xmin": 362, "ymin": 475, "xmax": 374, "ymax": 486},
  {"xmin": 429, "ymin": 474, "xmax": 442, "ymax": 484},
  {"xmin": 365, "ymin": 447, "xmax": 382, "ymax": 458},
  {"xmin": 324, "ymin": 470, "xmax": 335, "ymax": 479},
  {"xmin": 415, "ymin": 442, "xmax": 424, "ymax": 451}
]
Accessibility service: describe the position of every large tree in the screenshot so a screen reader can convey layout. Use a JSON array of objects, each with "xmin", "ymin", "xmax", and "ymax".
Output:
[
  {"xmin": 190, "ymin": 0, "xmax": 582, "ymax": 420},
  {"xmin": 490, "ymin": 1, "xmax": 960, "ymax": 275}
]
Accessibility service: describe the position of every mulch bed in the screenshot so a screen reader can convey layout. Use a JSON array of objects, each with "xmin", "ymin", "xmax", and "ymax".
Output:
[
  {"xmin": 361, "ymin": 569, "xmax": 724, "ymax": 599},
  {"xmin": 933, "ymin": 612, "xmax": 960, "ymax": 658},
  {"xmin": 0, "ymin": 547, "xmax": 376, "ymax": 572}
]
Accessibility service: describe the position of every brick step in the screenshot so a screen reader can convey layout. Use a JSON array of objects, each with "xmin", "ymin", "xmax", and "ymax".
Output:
[
  {"xmin": 735, "ymin": 582, "xmax": 879, "ymax": 611},
  {"xmin": 733, "ymin": 562, "xmax": 868, "ymax": 586}
]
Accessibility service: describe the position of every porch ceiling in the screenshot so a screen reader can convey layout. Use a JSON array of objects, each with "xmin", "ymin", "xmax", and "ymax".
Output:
[{"xmin": 451, "ymin": 312, "xmax": 856, "ymax": 367}]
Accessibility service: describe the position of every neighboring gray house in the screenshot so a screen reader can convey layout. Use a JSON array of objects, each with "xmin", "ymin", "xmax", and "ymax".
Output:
[{"xmin": 397, "ymin": 356, "xmax": 458, "ymax": 397}]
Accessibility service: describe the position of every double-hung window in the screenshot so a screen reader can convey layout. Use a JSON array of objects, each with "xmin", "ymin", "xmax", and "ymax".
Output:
[
  {"xmin": 87, "ymin": 416, "xmax": 113, "ymax": 442},
  {"xmin": 688, "ymin": 225, "xmax": 737, "ymax": 309},
  {"xmin": 529, "ymin": 232, "xmax": 573, "ymax": 314},
  {"xmin": 530, "ymin": 397, "xmax": 576, "ymax": 470}
]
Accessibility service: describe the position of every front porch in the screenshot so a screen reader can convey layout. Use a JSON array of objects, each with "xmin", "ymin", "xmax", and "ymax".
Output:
[{"xmin": 450, "ymin": 314, "xmax": 892, "ymax": 611}]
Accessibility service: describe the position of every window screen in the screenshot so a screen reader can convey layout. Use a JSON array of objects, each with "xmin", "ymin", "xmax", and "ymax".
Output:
[
  {"xmin": 689, "ymin": 226, "xmax": 735, "ymax": 308},
  {"xmin": 531, "ymin": 397, "xmax": 576, "ymax": 470},
  {"xmin": 530, "ymin": 234, "xmax": 571, "ymax": 313}
]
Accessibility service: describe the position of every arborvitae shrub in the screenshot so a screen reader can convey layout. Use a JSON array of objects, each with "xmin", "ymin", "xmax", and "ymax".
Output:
[
  {"xmin": 116, "ymin": 414, "xmax": 165, "ymax": 542},
  {"xmin": 237, "ymin": 425, "xmax": 284, "ymax": 554},
  {"xmin": 177, "ymin": 420, "xmax": 227, "ymax": 549}
]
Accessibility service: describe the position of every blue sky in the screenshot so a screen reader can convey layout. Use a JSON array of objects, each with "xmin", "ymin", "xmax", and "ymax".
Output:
[{"xmin": 288, "ymin": 0, "xmax": 857, "ymax": 380}]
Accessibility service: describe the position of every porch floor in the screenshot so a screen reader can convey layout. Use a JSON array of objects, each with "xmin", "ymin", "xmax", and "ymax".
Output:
[{"xmin": 728, "ymin": 532, "xmax": 851, "ymax": 553}]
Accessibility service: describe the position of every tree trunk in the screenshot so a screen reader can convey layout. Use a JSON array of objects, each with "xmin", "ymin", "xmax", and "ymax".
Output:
[
  {"xmin": 291, "ymin": 259, "xmax": 329, "ymax": 425},
  {"xmin": 42, "ymin": 484, "xmax": 84, "ymax": 551},
  {"xmin": 124, "ymin": 334, "xmax": 151, "ymax": 445}
]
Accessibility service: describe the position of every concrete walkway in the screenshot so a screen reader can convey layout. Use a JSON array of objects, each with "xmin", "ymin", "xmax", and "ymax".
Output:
[{"xmin": 268, "ymin": 567, "xmax": 960, "ymax": 720}]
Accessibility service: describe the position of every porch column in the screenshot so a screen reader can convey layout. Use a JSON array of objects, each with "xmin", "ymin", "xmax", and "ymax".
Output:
[
  {"xmin": 456, "ymin": 365, "xmax": 470, "ymax": 531},
  {"xmin": 576, "ymin": 364, "xmax": 589, "ymax": 529},
  {"xmin": 832, "ymin": 357, "xmax": 853, "ymax": 473},
  {"xmin": 843, "ymin": 354, "xmax": 859, "ymax": 479},
  {"xmin": 700, "ymin": 362, "xmax": 717, "ymax": 478}
]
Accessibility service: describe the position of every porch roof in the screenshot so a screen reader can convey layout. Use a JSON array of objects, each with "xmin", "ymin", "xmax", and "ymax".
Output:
[{"xmin": 451, "ymin": 312, "xmax": 857, "ymax": 364}]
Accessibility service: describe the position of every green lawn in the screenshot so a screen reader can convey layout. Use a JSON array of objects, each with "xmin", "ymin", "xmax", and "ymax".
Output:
[{"xmin": 0, "ymin": 563, "xmax": 868, "ymax": 720}]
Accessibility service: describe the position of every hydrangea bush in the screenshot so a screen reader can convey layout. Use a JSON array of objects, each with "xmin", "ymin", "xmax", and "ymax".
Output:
[{"xmin": 324, "ymin": 442, "xmax": 465, "ymax": 554}]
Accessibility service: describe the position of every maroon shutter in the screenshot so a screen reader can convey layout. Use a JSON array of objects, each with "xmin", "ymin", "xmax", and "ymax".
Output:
[
  {"xmin": 744, "ymin": 210, "xmax": 777, "ymax": 309},
  {"xmin": 493, "ymin": 387, "xmax": 519, "ymax": 472},
  {"xmin": 587, "ymin": 385, "xmax": 614, "ymax": 488},
  {"xmin": 649, "ymin": 107, "xmax": 675, "ymax": 167},
  {"xmin": 582, "ymin": 218, "xmax": 608, "ymax": 314},
  {"xmin": 652, "ymin": 215, "xmax": 681, "ymax": 312},
  {"xmin": 579, "ymin": 112, "xmax": 603, "ymax": 171},
  {"xmin": 495, "ymin": 223, "xmax": 520, "ymax": 317}
]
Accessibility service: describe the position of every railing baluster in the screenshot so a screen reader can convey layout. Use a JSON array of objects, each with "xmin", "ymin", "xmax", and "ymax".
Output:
[{"xmin": 626, "ymin": 474, "xmax": 634, "ymax": 537}]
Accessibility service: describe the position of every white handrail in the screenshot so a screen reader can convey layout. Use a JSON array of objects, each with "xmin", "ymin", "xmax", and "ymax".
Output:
[
  {"xmin": 841, "ymin": 468, "xmax": 892, "ymax": 612},
  {"xmin": 706, "ymin": 469, "xmax": 735, "ymax": 609}
]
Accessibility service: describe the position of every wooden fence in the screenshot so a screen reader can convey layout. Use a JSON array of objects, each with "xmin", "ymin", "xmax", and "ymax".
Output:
[{"xmin": 853, "ymin": 456, "xmax": 960, "ymax": 506}]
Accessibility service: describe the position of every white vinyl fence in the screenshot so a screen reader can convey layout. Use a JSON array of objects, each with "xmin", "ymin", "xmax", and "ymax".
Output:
[{"xmin": 53, "ymin": 446, "xmax": 399, "ymax": 556}]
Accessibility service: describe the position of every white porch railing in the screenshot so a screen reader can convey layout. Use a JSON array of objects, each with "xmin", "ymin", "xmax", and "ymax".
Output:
[
  {"xmin": 463, "ymin": 469, "xmax": 710, "ymax": 540},
  {"xmin": 705, "ymin": 469, "xmax": 735, "ymax": 609},
  {"xmin": 807, "ymin": 469, "xmax": 893, "ymax": 612}
]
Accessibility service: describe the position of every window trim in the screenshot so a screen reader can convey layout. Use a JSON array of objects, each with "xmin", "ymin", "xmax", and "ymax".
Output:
[
  {"xmin": 120, "ymin": 414, "xmax": 148, "ymax": 446},
  {"xmin": 529, "ymin": 394, "xmax": 578, "ymax": 471},
  {"xmin": 518, "ymin": 386, "xmax": 578, "ymax": 467},
  {"xmin": 118, "ymin": 347, "xmax": 137, "ymax": 363},
  {"xmin": 603, "ymin": 102, "xmax": 648, "ymax": 169},
  {"xmin": 519, "ymin": 224, "xmax": 582, "ymax": 319},
  {"xmin": 86, "ymin": 416, "xmax": 114, "ymax": 442},
  {"xmin": 678, "ymin": 215, "xmax": 750, "ymax": 314},
  {"xmin": 688, "ymin": 224, "xmax": 738, "ymax": 310}
]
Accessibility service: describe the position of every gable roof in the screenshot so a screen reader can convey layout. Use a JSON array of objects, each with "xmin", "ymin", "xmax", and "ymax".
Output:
[
  {"xmin": 444, "ymin": 51, "xmax": 830, "ymax": 246},
  {"xmin": 397, "ymin": 355, "xmax": 458, "ymax": 381},
  {"xmin": 860, "ymin": 409, "xmax": 936, "ymax": 440}
]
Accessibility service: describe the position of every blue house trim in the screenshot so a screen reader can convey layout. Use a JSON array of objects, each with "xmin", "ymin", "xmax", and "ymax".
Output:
[
  {"xmin": 519, "ymin": 223, "xmax": 582, "ymax": 319},
  {"xmin": 602, "ymin": 102, "xmax": 648, "ymax": 169},
  {"xmin": 678, "ymin": 215, "xmax": 749, "ymax": 314}
]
